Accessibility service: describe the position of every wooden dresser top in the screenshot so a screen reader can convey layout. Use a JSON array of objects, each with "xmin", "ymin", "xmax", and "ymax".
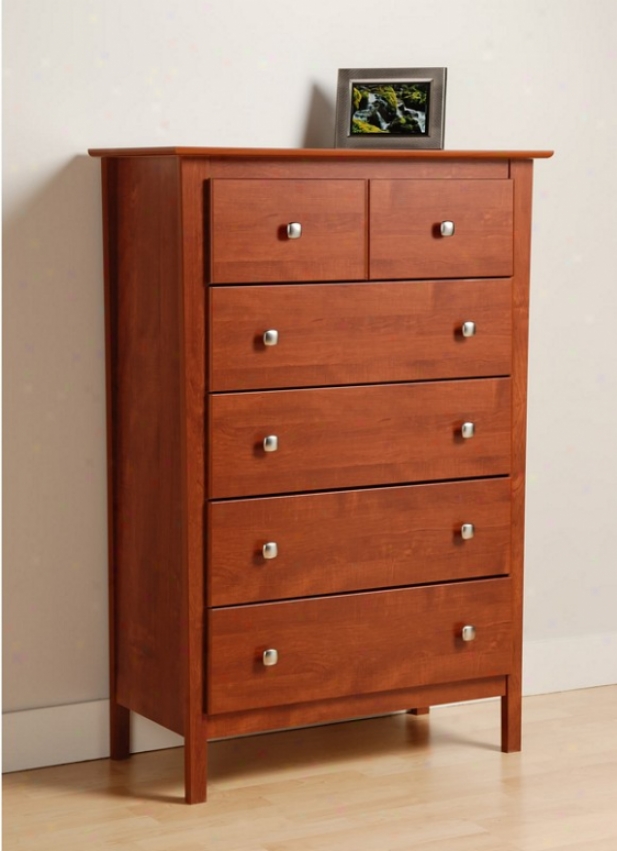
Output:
[{"xmin": 88, "ymin": 147, "xmax": 554, "ymax": 160}]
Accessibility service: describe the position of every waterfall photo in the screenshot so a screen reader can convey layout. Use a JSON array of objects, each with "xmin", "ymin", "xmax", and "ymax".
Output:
[
  {"xmin": 335, "ymin": 68, "xmax": 446, "ymax": 149},
  {"xmin": 351, "ymin": 83, "xmax": 430, "ymax": 136}
]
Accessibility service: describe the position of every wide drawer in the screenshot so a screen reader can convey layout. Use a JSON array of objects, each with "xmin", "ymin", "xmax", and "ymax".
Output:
[
  {"xmin": 210, "ymin": 179, "xmax": 367, "ymax": 283},
  {"xmin": 210, "ymin": 279, "xmax": 512, "ymax": 391},
  {"xmin": 208, "ymin": 578, "xmax": 513, "ymax": 714},
  {"xmin": 370, "ymin": 179, "xmax": 513, "ymax": 280},
  {"xmin": 209, "ymin": 478, "xmax": 511, "ymax": 606},
  {"xmin": 209, "ymin": 378, "xmax": 511, "ymax": 498}
]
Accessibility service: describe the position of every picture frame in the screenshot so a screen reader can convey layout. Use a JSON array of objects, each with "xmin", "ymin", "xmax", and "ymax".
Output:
[{"xmin": 335, "ymin": 67, "xmax": 447, "ymax": 150}]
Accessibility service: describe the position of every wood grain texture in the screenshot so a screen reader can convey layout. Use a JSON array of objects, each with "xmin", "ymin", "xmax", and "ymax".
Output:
[
  {"xmin": 209, "ymin": 378, "xmax": 512, "ymax": 498},
  {"xmin": 502, "ymin": 158, "xmax": 533, "ymax": 754},
  {"xmin": 92, "ymin": 148, "xmax": 546, "ymax": 804},
  {"xmin": 101, "ymin": 157, "xmax": 131, "ymax": 761},
  {"xmin": 210, "ymin": 279, "xmax": 512, "ymax": 391},
  {"xmin": 178, "ymin": 159, "xmax": 209, "ymax": 801},
  {"xmin": 107, "ymin": 156, "xmax": 185, "ymax": 736},
  {"xmin": 208, "ymin": 579, "xmax": 513, "ymax": 714},
  {"xmin": 210, "ymin": 179, "xmax": 367, "ymax": 283},
  {"xmin": 208, "ymin": 677, "xmax": 505, "ymax": 738},
  {"xmin": 209, "ymin": 478, "xmax": 511, "ymax": 606},
  {"xmin": 370, "ymin": 179, "xmax": 513, "ymax": 280},
  {"xmin": 207, "ymin": 158, "xmax": 511, "ymax": 180},
  {"xmin": 89, "ymin": 146, "xmax": 554, "ymax": 159}
]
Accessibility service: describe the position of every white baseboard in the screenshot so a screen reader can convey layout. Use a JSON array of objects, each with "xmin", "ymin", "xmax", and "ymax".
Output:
[
  {"xmin": 4, "ymin": 632, "xmax": 616, "ymax": 774},
  {"xmin": 522, "ymin": 631, "xmax": 617, "ymax": 695},
  {"xmin": 2, "ymin": 701, "xmax": 183, "ymax": 774}
]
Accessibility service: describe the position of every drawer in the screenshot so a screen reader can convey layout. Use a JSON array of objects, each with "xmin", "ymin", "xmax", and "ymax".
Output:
[
  {"xmin": 210, "ymin": 279, "xmax": 512, "ymax": 391},
  {"xmin": 370, "ymin": 180, "xmax": 513, "ymax": 280},
  {"xmin": 209, "ymin": 378, "xmax": 511, "ymax": 498},
  {"xmin": 210, "ymin": 478, "xmax": 511, "ymax": 606},
  {"xmin": 208, "ymin": 578, "xmax": 513, "ymax": 714},
  {"xmin": 210, "ymin": 179, "xmax": 367, "ymax": 283}
]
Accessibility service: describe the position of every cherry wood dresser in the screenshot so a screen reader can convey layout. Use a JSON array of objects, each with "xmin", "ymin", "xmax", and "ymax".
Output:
[{"xmin": 89, "ymin": 146, "xmax": 552, "ymax": 803}]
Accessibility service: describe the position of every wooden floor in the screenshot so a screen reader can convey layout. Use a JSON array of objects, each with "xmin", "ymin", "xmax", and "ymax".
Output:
[{"xmin": 3, "ymin": 686, "xmax": 617, "ymax": 850}]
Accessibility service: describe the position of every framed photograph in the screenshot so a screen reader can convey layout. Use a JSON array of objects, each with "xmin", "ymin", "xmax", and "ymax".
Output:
[{"xmin": 335, "ymin": 67, "xmax": 447, "ymax": 149}]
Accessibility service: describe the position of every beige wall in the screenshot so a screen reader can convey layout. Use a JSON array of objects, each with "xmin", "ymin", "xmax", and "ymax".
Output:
[{"xmin": 3, "ymin": 0, "xmax": 617, "ymax": 716}]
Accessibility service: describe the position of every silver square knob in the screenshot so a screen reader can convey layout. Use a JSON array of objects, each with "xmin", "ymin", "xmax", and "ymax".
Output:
[
  {"xmin": 263, "ymin": 648, "xmax": 279, "ymax": 666},
  {"xmin": 461, "ymin": 523, "xmax": 475, "ymax": 540},
  {"xmin": 262, "ymin": 542, "xmax": 278, "ymax": 560},
  {"xmin": 461, "ymin": 321, "xmax": 476, "ymax": 338},
  {"xmin": 287, "ymin": 222, "xmax": 302, "ymax": 239},
  {"xmin": 263, "ymin": 435, "xmax": 278, "ymax": 452},
  {"xmin": 461, "ymin": 625, "xmax": 476, "ymax": 642},
  {"xmin": 440, "ymin": 220, "xmax": 455, "ymax": 237},
  {"xmin": 263, "ymin": 329, "xmax": 279, "ymax": 346},
  {"xmin": 461, "ymin": 422, "xmax": 475, "ymax": 439}
]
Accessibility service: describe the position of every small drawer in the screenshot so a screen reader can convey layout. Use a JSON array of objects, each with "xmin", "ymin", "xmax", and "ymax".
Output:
[
  {"xmin": 370, "ymin": 179, "xmax": 513, "ymax": 280},
  {"xmin": 210, "ymin": 179, "xmax": 367, "ymax": 283},
  {"xmin": 209, "ymin": 378, "xmax": 511, "ymax": 498},
  {"xmin": 208, "ymin": 578, "xmax": 513, "ymax": 714},
  {"xmin": 210, "ymin": 279, "xmax": 512, "ymax": 391},
  {"xmin": 209, "ymin": 478, "xmax": 511, "ymax": 606}
]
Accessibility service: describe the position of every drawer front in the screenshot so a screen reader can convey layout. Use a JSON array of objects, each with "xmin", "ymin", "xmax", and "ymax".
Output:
[
  {"xmin": 209, "ymin": 378, "xmax": 511, "ymax": 498},
  {"xmin": 210, "ymin": 478, "xmax": 511, "ymax": 606},
  {"xmin": 210, "ymin": 279, "xmax": 512, "ymax": 391},
  {"xmin": 370, "ymin": 180, "xmax": 513, "ymax": 280},
  {"xmin": 210, "ymin": 179, "xmax": 367, "ymax": 283},
  {"xmin": 209, "ymin": 578, "xmax": 513, "ymax": 714}
]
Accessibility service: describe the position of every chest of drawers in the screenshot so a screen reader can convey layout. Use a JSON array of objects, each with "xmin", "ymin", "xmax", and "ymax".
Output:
[{"xmin": 90, "ymin": 146, "xmax": 552, "ymax": 803}]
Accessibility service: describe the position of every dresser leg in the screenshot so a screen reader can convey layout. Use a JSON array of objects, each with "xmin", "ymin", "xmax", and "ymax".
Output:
[
  {"xmin": 407, "ymin": 707, "xmax": 430, "ymax": 716},
  {"xmin": 185, "ymin": 731, "xmax": 207, "ymax": 804},
  {"xmin": 110, "ymin": 702, "xmax": 130, "ymax": 760},
  {"xmin": 501, "ymin": 678, "xmax": 522, "ymax": 752}
]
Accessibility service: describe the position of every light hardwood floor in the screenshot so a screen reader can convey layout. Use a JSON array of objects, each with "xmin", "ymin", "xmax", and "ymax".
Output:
[{"xmin": 3, "ymin": 686, "xmax": 617, "ymax": 850}]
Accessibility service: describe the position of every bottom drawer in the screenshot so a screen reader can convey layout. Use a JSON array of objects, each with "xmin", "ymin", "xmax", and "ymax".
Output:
[{"xmin": 208, "ymin": 578, "xmax": 513, "ymax": 714}]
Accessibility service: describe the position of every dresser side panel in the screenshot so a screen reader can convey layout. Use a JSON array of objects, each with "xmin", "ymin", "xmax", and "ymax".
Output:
[
  {"xmin": 504, "ymin": 158, "xmax": 534, "ymax": 750},
  {"xmin": 102, "ymin": 159, "xmax": 130, "ymax": 757},
  {"xmin": 107, "ymin": 156, "xmax": 185, "ymax": 735},
  {"xmin": 179, "ymin": 158, "xmax": 209, "ymax": 801}
]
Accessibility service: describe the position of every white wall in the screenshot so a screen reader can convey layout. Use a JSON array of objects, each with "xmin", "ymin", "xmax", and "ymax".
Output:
[{"xmin": 4, "ymin": 0, "xmax": 617, "ymax": 768}]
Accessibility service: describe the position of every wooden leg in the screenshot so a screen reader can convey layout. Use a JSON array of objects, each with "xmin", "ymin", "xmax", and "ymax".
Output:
[
  {"xmin": 184, "ymin": 719, "xmax": 207, "ymax": 804},
  {"xmin": 110, "ymin": 702, "xmax": 130, "ymax": 760},
  {"xmin": 501, "ymin": 676, "xmax": 522, "ymax": 752},
  {"xmin": 407, "ymin": 707, "xmax": 430, "ymax": 716}
]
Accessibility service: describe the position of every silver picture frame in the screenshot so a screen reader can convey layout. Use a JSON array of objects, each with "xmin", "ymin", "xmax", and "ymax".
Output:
[{"xmin": 335, "ymin": 67, "xmax": 447, "ymax": 149}]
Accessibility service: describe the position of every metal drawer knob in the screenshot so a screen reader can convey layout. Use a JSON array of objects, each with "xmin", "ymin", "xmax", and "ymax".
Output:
[
  {"xmin": 461, "ymin": 422, "xmax": 475, "ymax": 439},
  {"xmin": 262, "ymin": 542, "xmax": 278, "ymax": 560},
  {"xmin": 461, "ymin": 625, "xmax": 476, "ymax": 642},
  {"xmin": 263, "ymin": 435, "xmax": 278, "ymax": 452},
  {"xmin": 287, "ymin": 222, "xmax": 302, "ymax": 239},
  {"xmin": 263, "ymin": 329, "xmax": 279, "ymax": 347},
  {"xmin": 440, "ymin": 220, "xmax": 455, "ymax": 237},
  {"xmin": 263, "ymin": 648, "xmax": 279, "ymax": 666},
  {"xmin": 461, "ymin": 321, "xmax": 476, "ymax": 337},
  {"xmin": 461, "ymin": 523, "xmax": 475, "ymax": 540}
]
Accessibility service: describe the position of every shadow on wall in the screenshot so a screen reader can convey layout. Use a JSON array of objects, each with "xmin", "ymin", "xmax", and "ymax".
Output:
[
  {"xmin": 3, "ymin": 154, "xmax": 110, "ymax": 712},
  {"xmin": 302, "ymin": 84, "xmax": 336, "ymax": 148}
]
